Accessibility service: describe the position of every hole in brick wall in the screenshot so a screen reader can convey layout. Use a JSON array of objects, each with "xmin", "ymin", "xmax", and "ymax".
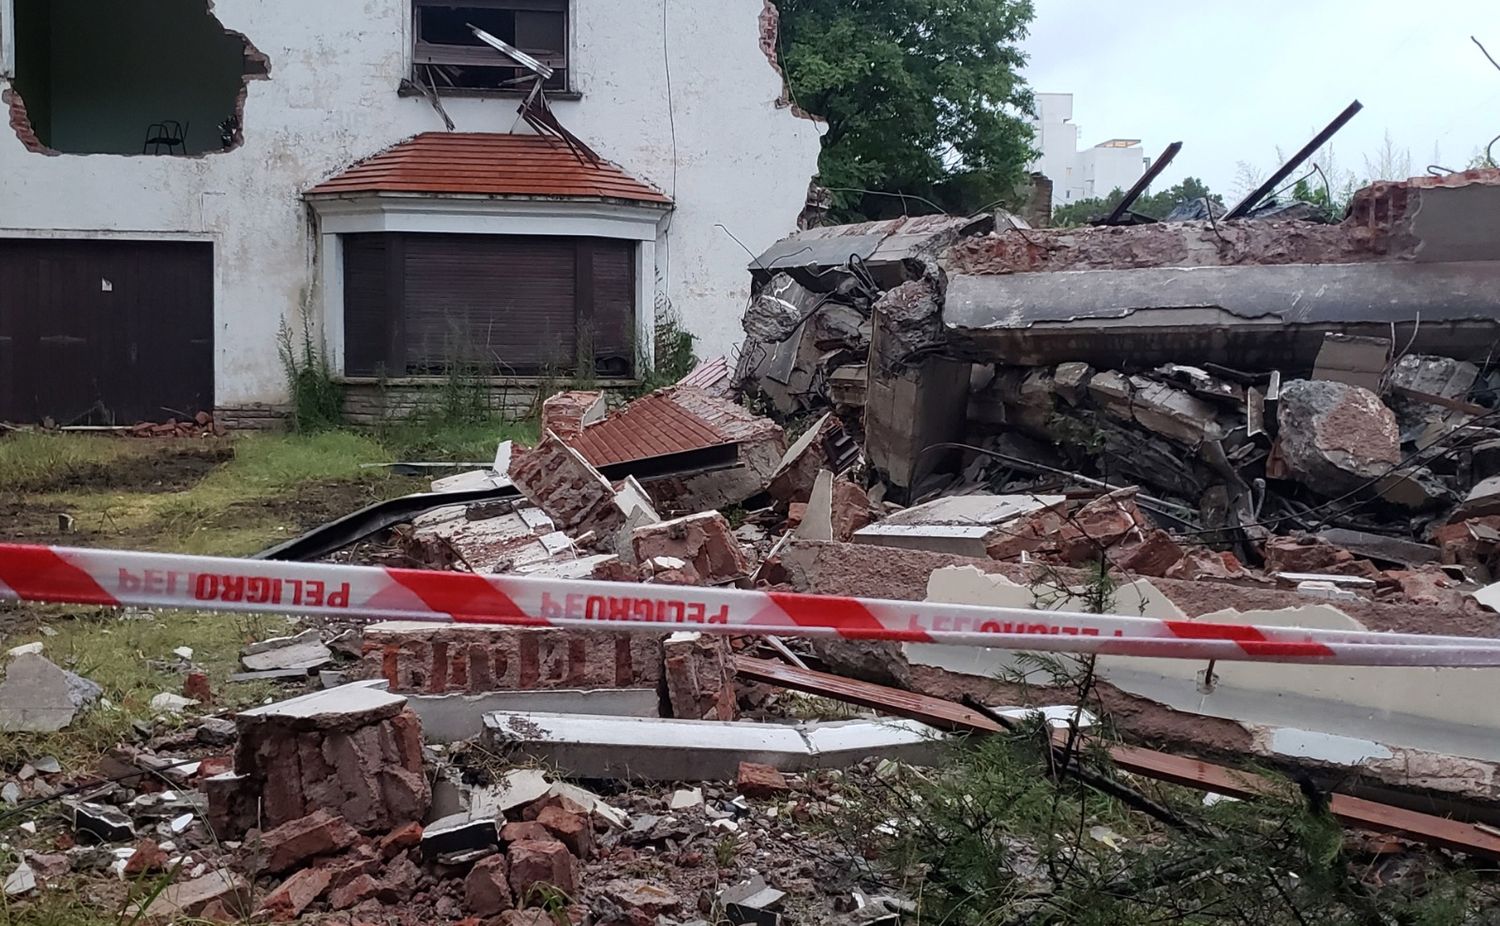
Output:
[{"xmin": 9, "ymin": 0, "xmax": 267, "ymax": 155}]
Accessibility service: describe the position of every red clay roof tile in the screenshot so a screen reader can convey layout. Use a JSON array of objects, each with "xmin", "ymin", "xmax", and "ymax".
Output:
[
  {"xmin": 306, "ymin": 133, "xmax": 671, "ymax": 204},
  {"xmin": 567, "ymin": 387, "xmax": 780, "ymax": 468}
]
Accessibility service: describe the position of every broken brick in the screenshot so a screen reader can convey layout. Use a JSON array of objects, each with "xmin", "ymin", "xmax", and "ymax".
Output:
[
  {"xmin": 1165, "ymin": 549, "xmax": 1246, "ymax": 581},
  {"xmin": 1264, "ymin": 535, "xmax": 1378, "ymax": 577},
  {"xmin": 663, "ymin": 633, "xmax": 738, "ymax": 721},
  {"xmin": 736, "ymin": 762, "xmax": 790, "ymax": 799},
  {"xmin": 328, "ymin": 873, "xmax": 380, "ymax": 911},
  {"xmin": 123, "ymin": 839, "xmax": 169, "ymax": 876},
  {"xmin": 259, "ymin": 810, "xmax": 360, "ymax": 874},
  {"xmin": 377, "ymin": 822, "xmax": 422, "ymax": 859},
  {"xmin": 375, "ymin": 854, "xmax": 421, "ymax": 903},
  {"xmin": 541, "ymin": 391, "xmax": 606, "ymax": 441},
  {"xmin": 500, "ymin": 822, "xmax": 551, "ymax": 845},
  {"xmin": 506, "ymin": 839, "xmax": 578, "ymax": 900},
  {"xmin": 182, "ymin": 672, "xmax": 212, "ymax": 703},
  {"xmin": 1109, "ymin": 529, "xmax": 1185, "ymax": 577},
  {"xmin": 632, "ymin": 511, "xmax": 750, "ymax": 583},
  {"xmin": 508, "ymin": 430, "xmax": 629, "ymax": 537},
  {"xmin": 318, "ymin": 843, "xmax": 382, "ymax": 889},
  {"xmin": 463, "ymin": 853, "xmax": 513, "ymax": 916},
  {"xmin": 598, "ymin": 878, "xmax": 682, "ymax": 925},
  {"xmin": 258, "ymin": 868, "xmax": 332, "ymax": 922},
  {"xmin": 536, "ymin": 806, "xmax": 594, "ymax": 859},
  {"xmin": 233, "ymin": 694, "xmax": 430, "ymax": 836},
  {"xmin": 831, "ymin": 479, "xmax": 875, "ymax": 542},
  {"xmin": 1056, "ymin": 491, "xmax": 1146, "ymax": 562}
]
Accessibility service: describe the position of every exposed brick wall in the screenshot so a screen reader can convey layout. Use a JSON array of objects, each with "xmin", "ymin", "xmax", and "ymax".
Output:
[
  {"xmin": 215, "ymin": 404, "xmax": 292, "ymax": 431},
  {"xmin": 362, "ymin": 626, "xmax": 666, "ymax": 694},
  {"xmin": 3, "ymin": 88, "xmax": 54, "ymax": 155},
  {"xmin": 340, "ymin": 381, "xmax": 637, "ymax": 427}
]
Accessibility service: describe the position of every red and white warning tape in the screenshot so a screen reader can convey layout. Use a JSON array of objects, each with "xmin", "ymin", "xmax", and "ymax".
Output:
[{"xmin": 0, "ymin": 543, "xmax": 1497, "ymax": 667}]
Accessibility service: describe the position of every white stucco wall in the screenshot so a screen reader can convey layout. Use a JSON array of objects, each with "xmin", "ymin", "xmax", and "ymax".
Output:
[{"xmin": 0, "ymin": 0, "xmax": 822, "ymax": 407}]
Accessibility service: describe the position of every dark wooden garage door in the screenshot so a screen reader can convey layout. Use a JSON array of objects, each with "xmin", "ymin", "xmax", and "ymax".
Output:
[{"xmin": 0, "ymin": 239, "xmax": 214, "ymax": 424}]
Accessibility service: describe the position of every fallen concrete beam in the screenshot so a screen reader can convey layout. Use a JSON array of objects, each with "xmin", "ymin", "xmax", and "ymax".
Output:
[
  {"xmin": 482, "ymin": 712, "xmax": 943, "ymax": 780},
  {"xmin": 943, "ymin": 260, "xmax": 1500, "ymax": 369},
  {"xmin": 407, "ymin": 689, "xmax": 661, "ymax": 743}
]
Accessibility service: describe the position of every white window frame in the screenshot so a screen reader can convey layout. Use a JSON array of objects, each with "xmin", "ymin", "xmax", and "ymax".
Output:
[
  {"xmin": 309, "ymin": 194, "xmax": 671, "ymax": 376},
  {"xmin": 1, "ymin": 0, "xmax": 16, "ymax": 79}
]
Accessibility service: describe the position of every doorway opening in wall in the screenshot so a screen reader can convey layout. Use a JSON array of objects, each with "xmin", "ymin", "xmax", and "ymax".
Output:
[
  {"xmin": 412, "ymin": 0, "xmax": 568, "ymax": 93},
  {"xmin": 6, "ymin": 0, "xmax": 267, "ymax": 155}
]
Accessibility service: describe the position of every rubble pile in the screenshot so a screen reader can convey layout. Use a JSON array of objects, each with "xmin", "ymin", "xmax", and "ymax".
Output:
[
  {"xmin": 126, "ymin": 411, "xmax": 226, "ymax": 438},
  {"xmin": 732, "ymin": 168, "xmax": 1500, "ymax": 606}
]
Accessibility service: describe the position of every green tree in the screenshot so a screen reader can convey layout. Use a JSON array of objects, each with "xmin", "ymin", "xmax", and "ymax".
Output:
[
  {"xmin": 778, "ymin": 0, "xmax": 1037, "ymax": 221},
  {"xmin": 1049, "ymin": 177, "xmax": 1224, "ymax": 227}
]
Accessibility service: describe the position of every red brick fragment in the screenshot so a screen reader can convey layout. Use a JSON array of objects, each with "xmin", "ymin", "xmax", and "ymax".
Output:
[
  {"xmin": 259, "ymin": 810, "xmax": 360, "ymax": 874},
  {"xmin": 506, "ymin": 839, "xmax": 578, "ymax": 900},
  {"xmin": 464, "ymin": 853, "xmax": 513, "ymax": 916},
  {"xmin": 258, "ymin": 868, "xmax": 332, "ymax": 922},
  {"xmin": 736, "ymin": 762, "xmax": 790, "ymax": 799},
  {"xmin": 536, "ymin": 806, "xmax": 594, "ymax": 859}
]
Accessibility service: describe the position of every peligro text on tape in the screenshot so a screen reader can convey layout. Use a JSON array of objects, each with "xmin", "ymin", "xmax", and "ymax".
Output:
[{"xmin": 2, "ymin": 543, "xmax": 1500, "ymax": 667}]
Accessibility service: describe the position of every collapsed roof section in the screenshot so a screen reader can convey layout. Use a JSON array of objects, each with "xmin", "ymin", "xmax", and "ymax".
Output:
[{"xmin": 941, "ymin": 169, "xmax": 1500, "ymax": 371}]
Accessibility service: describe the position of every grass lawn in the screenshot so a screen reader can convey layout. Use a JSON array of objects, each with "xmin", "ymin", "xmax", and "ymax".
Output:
[{"xmin": 0, "ymin": 422, "xmax": 532, "ymax": 779}]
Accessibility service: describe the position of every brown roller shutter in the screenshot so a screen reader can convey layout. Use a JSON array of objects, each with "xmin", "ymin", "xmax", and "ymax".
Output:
[
  {"xmin": 590, "ymin": 238, "xmax": 635, "ymax": 377},
  {"xmin": 342, "ymin": 235, "xmax": 393, "ymax": 376},
  {"xmin": 401, "ymin": 234, "xmax": 577, "ymax": 374}
]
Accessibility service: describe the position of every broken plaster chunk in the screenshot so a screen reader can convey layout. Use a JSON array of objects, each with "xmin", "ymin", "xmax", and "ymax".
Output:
[
  {"xmin": 469, "ymin": 768, "xmax": 552, "ymax": 821},
  {"xmin": 4, "ymin": 863, "xmax": 36, "ymax": 897},
  {"xmin": 669, "ymin": 788, "xmax": 704, "ymax": 811},
  {"xmin": 150, "ymin": 693, "xmax": 198, "ymax": 715},
  {"xmin": 0, "ymin": 653, "xmax": 103, "ymax": 733},
  {"xmin": 7, "ymin": 642, "xmax": 44, "ymax": 658},
  {"xmin": 720, "ymin": 874, "xmax": 787, "ymax": 919},
  {"xmin": 240, "ymin": 629, "xmax": 333, "ymax": 672}
]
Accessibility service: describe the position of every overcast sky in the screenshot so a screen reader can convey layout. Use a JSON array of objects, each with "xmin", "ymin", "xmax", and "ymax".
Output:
[{"xmin": 1020, "ymin": 0, "xmax": 1500, "ymax": 198}]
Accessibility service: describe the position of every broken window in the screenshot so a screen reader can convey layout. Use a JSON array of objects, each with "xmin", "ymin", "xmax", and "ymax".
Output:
[
  {"xmin": 7, "ymin": 0, "xmax": 264, "ymax": 155},
  {"xmin": 342, "ymin": 233, "xmax": 634, "ymax": 379},
  {"xmin": 412, "ymin": 0, "xmax": 568, "ymax": 93}
]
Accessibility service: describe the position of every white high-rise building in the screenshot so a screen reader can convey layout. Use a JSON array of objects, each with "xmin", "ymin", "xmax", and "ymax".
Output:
[{"xmin": 1031, "ymin": 92, "xmax": 1149, "ymax": 212}]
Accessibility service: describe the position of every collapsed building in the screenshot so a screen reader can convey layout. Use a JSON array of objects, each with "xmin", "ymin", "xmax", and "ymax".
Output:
[
  {"xmin": 7, "ymin": 170, "xmax": 1500, "ymax": 924},
  {"xmin": 740, "ymin": 169, "xmax": 1500, "ymax": 555}
]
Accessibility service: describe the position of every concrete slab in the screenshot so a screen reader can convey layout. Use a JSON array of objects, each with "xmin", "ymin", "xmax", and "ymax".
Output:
[
  {"xmin": 1097, "ymin": 605, "xmax": 1500, "ymax": 762},
  {"xmin": 801, "ymin": 719, "xmax": 942, "ymax": 768},
  {"xmin": 796, "ymin": 470, "xmax": 836, "ymax": 542},
  {"xmin": 238, "ymin": 680, "xmax": 403, "ymax": 720},
  {"xmin": 482, "ymin": 713, "xmax": 947, "ymax": 780},
  {"xmin": 854, "ymin": 494, "xmax": 1065, "ymax": 556},
  {"xmin": 1473, "ymin": 581, "xmax": 1500, "ymax": 613},
  {"xmin": 883, "ymin": 493, "xmax": 1065, "ymax": 527},
  {"xmin": 408, "ymin": 688, "xmax": 661, "ymax": 743},
  {"xmin": 852, "ymin": 523, "xmax": 1003, "ymax": 557},
  {"xmin": 906, "ymin": 567, "xmax": 1185, "ymax": 679}
]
